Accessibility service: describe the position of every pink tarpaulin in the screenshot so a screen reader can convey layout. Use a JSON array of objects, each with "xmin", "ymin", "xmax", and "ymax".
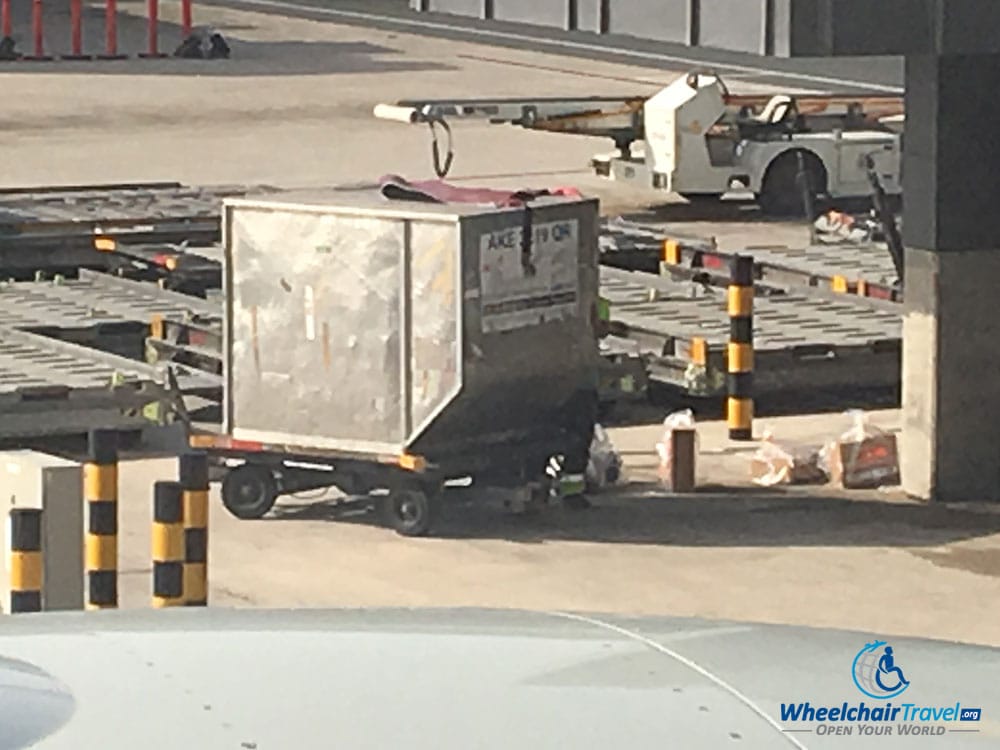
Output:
[{"xmin": 378, "ymin": 175, "xmax": 582, "ymax": 207}]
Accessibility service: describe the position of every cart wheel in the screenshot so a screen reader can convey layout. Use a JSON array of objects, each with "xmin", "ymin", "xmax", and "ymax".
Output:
[
  {"xmin": 378, "ymin": 489, "xmax": 437, "ymax": 537},
  {"xmin": 221, "ymin": 465, "xmax": 278, "ymax": 520}
]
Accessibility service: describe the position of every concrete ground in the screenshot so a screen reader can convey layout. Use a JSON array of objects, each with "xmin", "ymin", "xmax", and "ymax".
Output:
[
  {"xmin": 2, "ymin": 1, "xmax": 998, "ymax": 647},
  {"xmin": 109, "ymin": 408, "xmax": 1000, "ymax": 648}
]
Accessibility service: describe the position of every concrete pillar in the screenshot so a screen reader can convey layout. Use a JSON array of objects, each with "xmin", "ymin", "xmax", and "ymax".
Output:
[{"xmin": 901, "ymin": 53, "xmax": 1000, "ymax": 501}]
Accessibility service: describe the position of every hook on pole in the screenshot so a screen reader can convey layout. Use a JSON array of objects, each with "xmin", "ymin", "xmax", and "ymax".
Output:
[{"xmin": 428, "ymin": 118, "xmax": 453, "ymax": 179}]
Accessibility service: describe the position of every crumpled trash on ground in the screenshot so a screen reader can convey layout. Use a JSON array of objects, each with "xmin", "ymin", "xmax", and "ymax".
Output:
[
  {"xmin": 655, "ymin": 409, "xmax": 698, "ymax": 490},
  {"xmin": 585, "ymin": 423, "xmax": 622, "ymax": 492},
  {"xmin": 174, "ymin": 28, "xmax": 231, "ymax": 59},
  {"xmin": 814, "ymin": 210, "xmax": 878, "ymax": 244},
  {"xmin": 821, "ymin": 409, "xmax": 900, "ymax": 489},
  {"xmin": 751, "ymin": 430, "xmax": 828, "ymax": 486}
]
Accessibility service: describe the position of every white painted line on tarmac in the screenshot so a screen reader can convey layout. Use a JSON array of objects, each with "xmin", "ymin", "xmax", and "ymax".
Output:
[
  {"xmin": 210, "ymin": 0, "xmax": 904, "ymax": 94},
  {"xmin": 656, "ymin": 625, "xmax": 756, "ymax": 643},
  {"xmin": 553, "ymin": 611, "xmax": 809, "ymax": 750}
]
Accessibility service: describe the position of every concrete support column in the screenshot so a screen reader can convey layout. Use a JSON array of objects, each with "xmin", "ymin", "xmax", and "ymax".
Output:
[{"xmin": 901, "ymin": 53, "xmax": 1000, "ymax": 501}]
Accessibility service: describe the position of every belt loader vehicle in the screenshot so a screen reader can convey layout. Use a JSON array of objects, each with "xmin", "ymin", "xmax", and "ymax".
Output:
[{"xmin": 375, "ymin": 71, "xmax": 905, "ymax": 216}]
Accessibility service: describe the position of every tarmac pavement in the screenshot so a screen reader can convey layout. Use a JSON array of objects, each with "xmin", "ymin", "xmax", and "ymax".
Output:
[
  {"xmin": 2, "ymin": 1, "xmax": 998, "ymax": 649},
  {"xmin": 108, "ymin": 408, "xmax": 1000, "ymax": 648}
]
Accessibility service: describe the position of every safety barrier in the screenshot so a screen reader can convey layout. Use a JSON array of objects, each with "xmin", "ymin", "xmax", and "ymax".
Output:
[
  {"xmin": 85, "ymin": 429, "xmax": 118, "ymax": 610},
  {"xmin": 4, "ymin": 442, "xmax": 213, "ymax": 613},
  {"xmin": 0, "ymin": 0, "xmax": 196, "ymax": 61},
  {"xmin": 179, "ymin": 452, "xmax": 209, "ymax": 606},
  {"xmin": 8, "ymin": 508, "xmax": 43, "ymax": 613},
  {"xmin": 152, "ymin": 481, "xmax": 185, "ymax": 607},
  {"xmin": 727, "ymin": 254, "xmax": 754, "ymax": 441}
]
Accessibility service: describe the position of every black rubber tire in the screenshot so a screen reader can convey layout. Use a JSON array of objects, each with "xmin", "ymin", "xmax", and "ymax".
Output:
[
  {"xmin": 378, "ymin": 489, "xmax": 438, "ymax": 537},
  {"xmin": 758, "ymin": 150, "xmax": 826, "ymax": 217},
  {"xmin": 221, "ymin": 465, "xmax": 278, "ymax": 520}
]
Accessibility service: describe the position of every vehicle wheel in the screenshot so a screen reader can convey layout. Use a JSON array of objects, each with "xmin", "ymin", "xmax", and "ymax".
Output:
[
  {"xmin": 378, "ymin": 488, "xmax": 438, "ymax": 537},
  {"xmin": 221, "ymin": 465, "xmax": 278, "ymax": 520},
  {"xmin": 758, "ymin": 150, "xmax": 826, "ymax": 217}
]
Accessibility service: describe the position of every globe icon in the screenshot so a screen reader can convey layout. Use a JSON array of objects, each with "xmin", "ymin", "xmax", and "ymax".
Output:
[{"xmin": 852, "ymin": 640, "xmax": 910, "ymax": 699}]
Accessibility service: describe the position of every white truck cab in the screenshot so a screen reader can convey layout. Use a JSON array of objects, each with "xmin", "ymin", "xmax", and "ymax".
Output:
[{"xmin": 597, "ymin": 73, "xmax": 902, "ymax": 214}]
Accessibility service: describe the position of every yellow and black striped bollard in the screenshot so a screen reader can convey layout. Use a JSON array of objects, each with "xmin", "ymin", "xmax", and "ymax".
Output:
[
  {"xmin": 9, "ymin": 508, "xmax": 43, "ymax": 613},
  {"xmin": 662, "ymin": 238, "xmax": 681, "ymax": 266},
  {"xmin": 85, "ymin": 429, "xmax": 118, "ymax": 610},
  {"xmin": 727, "ymin": 254, "xmax": 754, "ymax": 441},
  {"xmin": 180, "ymin": 452, "xmax": 209, "ymax": 606},
  {"xmin": 152, "ymin": 481, "xmax": 185, "ymax": 607}
]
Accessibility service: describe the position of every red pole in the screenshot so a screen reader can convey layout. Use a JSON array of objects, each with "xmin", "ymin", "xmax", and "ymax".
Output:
[
  {"xmin": 1, "ymin": 0, "xmax": 11, "ymax": 38},
  {"xmin": 70, "ymin": 0, "xmax": 82, "ymax": 56},
  {"xmin": 31, "ymin": 0, "xmax": 43, "ymax": 57},
  {"xmin": 181, "ymin": 0, "xmax": 192, "ymax": 37},
  {"xmin": 105, "ymin": 0, "xmax": 118, "ymax": 56},
  {"xmin": 61, "ymin": 0, "xmax": 92, "ymax": 59},
  {"xmin": 143, "ymin": 0, "xmax": 162, "ymax": 56}
]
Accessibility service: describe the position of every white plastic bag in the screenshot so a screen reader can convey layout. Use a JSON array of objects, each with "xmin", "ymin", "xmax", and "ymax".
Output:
[
  {"xmin": 752, "ymin": 428, "xmax": 828, "ymax": 486},
  {"xmin": 844, "ymin": 409, "xmax": 875, "ymax": 441},
  {"xmin": 751, "ymin": 431, "xmax": 796, "ymax": 486},
  {"xmin": 585, "ymin": 424, "xmax": 622, "ymax": 491},
  {"xmin": 655, "ymin": 409, "xmax": 697, "ymax": 489}
]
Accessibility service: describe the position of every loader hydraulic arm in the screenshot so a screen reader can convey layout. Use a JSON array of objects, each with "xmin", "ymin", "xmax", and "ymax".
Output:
[{"xmin": 375, "ymin": 95, "xmax": 647, "ymax": 177}]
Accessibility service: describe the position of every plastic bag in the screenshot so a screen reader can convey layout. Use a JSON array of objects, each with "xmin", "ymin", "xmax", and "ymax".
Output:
[
  {"xmin": 585, "ymin": 424, "xmax": 622, "ymax": 491},
  {"xmin": 824, "ymin": 409, "xmax": 899, "ymax": 489},
  {"xmin": 656, "ymin": 409, "xmax": 697, "ymax": 489},
  {"xmin": 751, "ymin": 431, "xmax": 796, "ymax": 486},
  {"xmin": 752, "ymin": 429, "xmax": 828, "ymax": 486}
]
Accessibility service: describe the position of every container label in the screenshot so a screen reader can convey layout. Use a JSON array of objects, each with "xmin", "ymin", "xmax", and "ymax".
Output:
[{"xmin": 478, "ymin": 219, "xmax": 579, "ymax": 332}]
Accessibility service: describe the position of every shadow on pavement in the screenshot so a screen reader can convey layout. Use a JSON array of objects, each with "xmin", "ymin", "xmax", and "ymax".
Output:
[
  {"xmin": 615, "ymin": 194, "xmax": 882, "ymax": 225},
  {"xmin": 267, "ymin": 483, "xmax": 1000, "ymax": 552},
  {"xmin": 0, "ymin": 6, "xmax": 453, "ymax": 76},
  {"xmin": 200, "ymin": 0, "xmax": 903, "ymax": 92},
  {"xmin": 601, "ymin": 385, "xmax": 901, "ymax": 430},
  {"xmin": 618, "ymin": 199, "xmax": 764, "ymax": 224}
]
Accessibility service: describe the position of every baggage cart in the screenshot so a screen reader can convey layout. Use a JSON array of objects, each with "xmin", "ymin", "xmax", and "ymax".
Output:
[{"xmin": 195, "ymin": 190, "xmax": 602, "ymax": 536}]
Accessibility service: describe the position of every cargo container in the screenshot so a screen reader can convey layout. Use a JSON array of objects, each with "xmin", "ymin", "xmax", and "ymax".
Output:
[{"xmin": 193, "ymin": 190, "xmax": 602, "ymax": 535}]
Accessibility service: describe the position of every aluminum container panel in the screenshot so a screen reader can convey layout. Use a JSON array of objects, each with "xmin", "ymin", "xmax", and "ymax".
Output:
[
  {"xmin": 408, "ymin": 221, "xmax": 461, "ymax": 437},
  {"xmin": 226, "ymin": 207, "xmax": 407, "ymax": 452}
]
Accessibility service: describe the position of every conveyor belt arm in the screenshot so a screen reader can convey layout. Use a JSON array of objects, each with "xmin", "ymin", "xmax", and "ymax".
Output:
[{"xmin": 374, "ymin": 95, "xmax": 646, "ymax": 143}]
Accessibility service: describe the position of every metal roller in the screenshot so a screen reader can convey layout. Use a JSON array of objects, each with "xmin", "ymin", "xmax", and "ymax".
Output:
[{"xmin": 373, "ymin": 104, "xmax": 423, "ymax": 124}]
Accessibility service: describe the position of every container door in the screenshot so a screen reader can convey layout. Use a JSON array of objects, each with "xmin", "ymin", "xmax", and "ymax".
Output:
[{"xmin": 226, "ymin": 207, "xmax": 405, "ymax": 452}]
